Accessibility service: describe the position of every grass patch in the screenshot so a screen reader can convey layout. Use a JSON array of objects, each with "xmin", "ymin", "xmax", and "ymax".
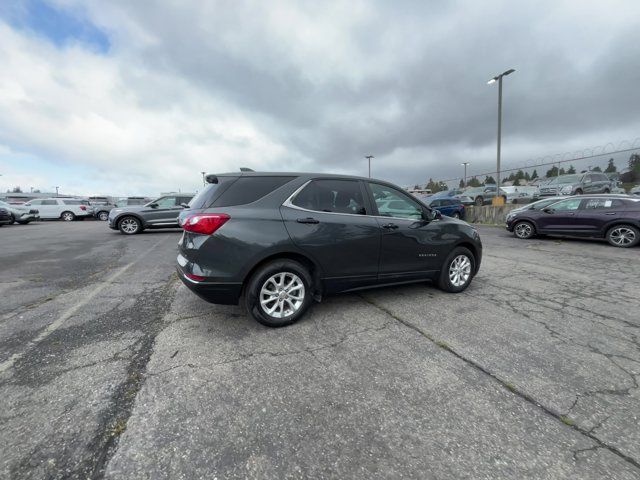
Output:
[
  {"xmin": 110, "ymin": 419, "xmax": 128, "ymax": 437},
  {"xmin": 560, "ymin": 416, "xmax": 574, "ymax": 426},
  {"xmin": 504, "ymin": 382, "xmax": 516, "ymax": 392},
  {"xmin": 435, "ymin": 340, "xmax": 450, "ymax": 350}
]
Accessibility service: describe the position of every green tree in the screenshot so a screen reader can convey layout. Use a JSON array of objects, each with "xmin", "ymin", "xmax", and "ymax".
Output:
[
  {"xmin": 513, "ymin": 177, "xmax": 521, "ymax": 186},
  {"xmin": 11, "ymin": 186, "xmax": 22, "ymax": 193},
  {"xmin": 531, "ymin": 169, "xmax": 538, "ymax": 180},
  {"xmin": 591, "ymin": 166, "xmax": 602, "ymax": 172},
  {"xmin": 515, "ymin": 169, "xmax": 525, "ymax": 180},
  {"xmin": 559, "ymin": 167, "xmax": 566, "ymax": 175},
  {"xmin": 524, "ymin": 172, "xmax": 531, "ymax": 181},
  {"xmin": 546, "ymin": 166, "xmax": 557, "ymax": 177},
  {"xmin": 604, "ymin": 158, "xmax": 617, "ymax": 173},
  {"xmin": 459, "ymin": 179, "xmax": 465, "ymax": 189},
  {"xmin": 468, "ymin": 176, "xmax": 481, "ymax": 187},
  {"xmin": 484, "ymin": 175, "xmax": 496, "ymax": 185},
  {"xmin": 567, "ymin": 165, "xmax": 576, "ymax": 174}
]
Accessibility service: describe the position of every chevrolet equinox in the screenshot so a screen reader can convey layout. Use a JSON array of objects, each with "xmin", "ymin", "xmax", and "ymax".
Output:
[{"xmin": 177, "ymin": 172, "xmax": 482, "ymax": 327}]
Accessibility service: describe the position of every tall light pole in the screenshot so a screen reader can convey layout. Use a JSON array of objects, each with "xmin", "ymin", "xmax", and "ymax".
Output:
[
  {"xmin": 365, "ymin": 155, "xmax": 374, "ymax": 178},
  {"xmin": 461, "ymin": 162, "xmax": 470, "ymax": 187},
  {"xmin": 487, "ymin": 68, "xmax": 515, "ymax": 205},
  {"xmin": 201, "ymin": 171, "xmax": 206, "ymax": 186},
  {"xmin": 54, "ymin": 186, "xmax": 59, "ymax": 197}
]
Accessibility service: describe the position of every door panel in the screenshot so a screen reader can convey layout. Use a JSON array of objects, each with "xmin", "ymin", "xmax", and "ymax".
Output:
[
  {"xmin": 281, "ymin": 179, "xmax": 380, "ymax": 293},
  {"xmin": 535, "ymin": 198, "xmax": 583, "ymax": 232},
  {"xmin": 145, "ymin": 197, "xmax": 181, "ymax": 224},
  {"xmin": 281, "ymin": 206, "xmax": 380, "ymax": 292}
]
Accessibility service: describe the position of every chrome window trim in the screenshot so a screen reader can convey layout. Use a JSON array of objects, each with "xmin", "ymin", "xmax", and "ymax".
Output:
[{"xmin": 282, "ymin": 179, "xmax": 429, "ymax": 222}]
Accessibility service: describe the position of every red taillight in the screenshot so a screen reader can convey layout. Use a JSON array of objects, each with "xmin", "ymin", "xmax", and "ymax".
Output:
[
  {"xmin": 185, "ymin": 273, "xmax": 206, "ymax": 282},
  {"xmin": 182, "ymin": 213, "xmax": 230, "ymax": 235},
  {"xmin": 80, "ymin": 205, "xmax": 87, "ymax": 211}
]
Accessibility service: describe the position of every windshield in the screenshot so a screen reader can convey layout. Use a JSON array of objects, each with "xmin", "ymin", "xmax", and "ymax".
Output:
[{"xmin": 547, "ymin": 175, "xmax": 581, "ymax": 184}]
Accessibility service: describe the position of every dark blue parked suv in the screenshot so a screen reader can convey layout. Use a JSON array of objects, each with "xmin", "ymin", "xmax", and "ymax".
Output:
[{"xmin": 177, "ymin": 172, "xmax": 482, "ymax": 327}]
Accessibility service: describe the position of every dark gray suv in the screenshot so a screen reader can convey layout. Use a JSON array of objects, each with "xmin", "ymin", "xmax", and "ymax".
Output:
[
  {"xmin": 108, "ymin": 194, "xmax": 194, "ymax": 234},
  {"xmin": 176, "ymin": 172, "xmax": 482, "ymax": 327}
]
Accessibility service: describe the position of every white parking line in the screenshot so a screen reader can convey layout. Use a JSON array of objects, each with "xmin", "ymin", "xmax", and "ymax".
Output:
[{"xmin": 0, "ymin": 238, "xmax": 167, "ymax": 375}]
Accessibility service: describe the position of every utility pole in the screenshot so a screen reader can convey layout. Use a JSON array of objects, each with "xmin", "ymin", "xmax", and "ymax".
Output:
[
  {"xmin": 461, "ymin": 162, "xmax": 470, "ymax": 187},
  {"xmin": 365, "ymin": 155, "xmax": 374, "ymax": 178},
  {"xmin": 54, "ymin": 186, "xmax": 59, "ymax": 197},
  {"xmin": 487, "ymin": 68, "xmax": 515, "ymax": 205}
]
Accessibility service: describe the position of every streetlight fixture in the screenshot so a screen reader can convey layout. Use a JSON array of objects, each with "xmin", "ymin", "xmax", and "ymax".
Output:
[
  {"xmin": 487, "ymin": 68, "xmax": 515, "ymax": 205},
  {"xmin": 461, "ymin": 162, "xmax": 470, "ymax": 187},
  {"xmin": 365, "ymin": 155, "xmax": 374, "ymax": 178}
]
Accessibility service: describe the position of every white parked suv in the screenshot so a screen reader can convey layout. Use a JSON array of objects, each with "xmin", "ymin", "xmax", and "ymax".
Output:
[{"xmin": 23, "ymin": 198, "xmax": 94, "ymax": 221}]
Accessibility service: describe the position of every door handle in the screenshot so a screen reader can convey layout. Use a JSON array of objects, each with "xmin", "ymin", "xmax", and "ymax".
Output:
[
  {"xmin": 382, "ymin": 223, "xmax": 399, "ymax": 229},
  {"xmin": 297, "ymin": 217, "xmax": 319, "ymax": 224}
]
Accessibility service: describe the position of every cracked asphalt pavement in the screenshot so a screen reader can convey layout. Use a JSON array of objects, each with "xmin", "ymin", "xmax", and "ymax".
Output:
[{"xmin": 1, "ymin": 221, "xmax": 639, "ymax": 479}]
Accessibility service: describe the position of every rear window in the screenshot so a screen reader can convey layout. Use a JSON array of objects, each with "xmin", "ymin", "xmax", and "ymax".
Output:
[
  {"xmin": 212, "ymin": 176, "xmax": 296, "ymax": 207},
  {"xmin": 188, "ymin": 176, "xmax": 238, "ymax": 209}
]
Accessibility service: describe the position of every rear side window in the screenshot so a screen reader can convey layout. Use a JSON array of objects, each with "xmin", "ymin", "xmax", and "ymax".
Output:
[
  {"xmin": 582, "ymin": 198, "xmax": 624, "ymax": 209},
  {"xmin": 213, "ymin": 176, "xmax": 296, "ymax": 207},
  {"xmin": 292, "ymin": 179, "xmax": 366, "ymax": 215},
  {"xmin": 62, "ymin": 200, "xmax": 82, "ymax": 205}
]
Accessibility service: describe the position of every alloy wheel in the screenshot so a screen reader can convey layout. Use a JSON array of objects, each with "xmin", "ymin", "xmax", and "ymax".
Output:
[
  {"xmin": 448, "ymin": 255, "xmax": 471, "ymax": 287},
  {"xmin": 609, "ymin": 227, "xmax": 636, "ymax": 246},
  {"xmin": 61, "ymin": 212, "xmax": 74, "ymax": 222},
  {"xmin": 120, "ymin": 218, "xmax": 139, "ymax": 234},
  {"xmin": 515, "ymin": 222, "xmax": 533, "ymax": 239},
  {"xmin": 98, "ymin": 211, "xmax": 109, "ymax": 221},
  {"xmin": 259, "ymin": 272, "xmax": 305, "ymax": 319}
]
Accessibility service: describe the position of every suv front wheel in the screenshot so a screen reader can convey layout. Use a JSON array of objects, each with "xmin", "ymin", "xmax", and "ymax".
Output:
[
  {"xmin": 244, "ymin": 259, "xmax": 313, "ymax": 327},
  {"xmin": 118, "ymin": 216, "xmax": 142, "ymax": 235},
  {"xmin": 437, "ymin": 247, "xmax": 475, "ymax": 293}
]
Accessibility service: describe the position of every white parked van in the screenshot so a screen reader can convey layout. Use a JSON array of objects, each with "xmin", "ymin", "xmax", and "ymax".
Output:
[{"xmin": 23, "ymin": 198, "xmax": 94, "ymax": 221}]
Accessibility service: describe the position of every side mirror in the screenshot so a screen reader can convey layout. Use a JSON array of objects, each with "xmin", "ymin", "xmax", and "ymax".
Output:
[
  {"xmin": 543, "ymin": 207, "xmax": 554, "ymax": 214},
  {"xmin": 425, "ymin": 209, "xmax": 442, "ymax": 220},
  {"xmin": 149, "ymin": 203, "xmax": 158, "ymax": 208},
  {"xmin": 180, "ymin": 203, "xmax": 190, "ymax": 208}
]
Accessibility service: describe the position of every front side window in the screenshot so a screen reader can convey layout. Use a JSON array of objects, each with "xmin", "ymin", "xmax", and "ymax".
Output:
[
  {"xmin": 292, "ymin": 180, "xmax": 366, "ymax": 215},
  {"xmin": 369, "ymin": 183, "xmax": 423, "ymax": 220},
  {"xmin": 550, "ymin": 198, "xmax": 582, "ymax": 211},
  {"xmin": 153, "ymin": 197, "xmax": 177, "ymax": 208}
]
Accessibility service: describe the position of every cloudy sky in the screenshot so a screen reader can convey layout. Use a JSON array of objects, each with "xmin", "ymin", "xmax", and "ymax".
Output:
[{"xmin": 0, "ymin": 0, "xmax": 639, "ymax": 196}]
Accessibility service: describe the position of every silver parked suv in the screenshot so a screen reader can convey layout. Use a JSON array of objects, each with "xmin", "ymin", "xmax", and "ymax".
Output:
[{"xmin": 539, "ymin": 172, "xmax": 612, "ymax": 196}]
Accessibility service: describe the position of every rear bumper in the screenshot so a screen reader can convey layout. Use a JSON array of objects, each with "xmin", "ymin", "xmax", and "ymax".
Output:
[{"xmin": 176, "ymin": 266, "xmax": 242, "ymax": 305}]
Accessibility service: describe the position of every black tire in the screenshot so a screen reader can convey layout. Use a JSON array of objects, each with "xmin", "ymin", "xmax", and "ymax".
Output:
[
  {"xmin": 97, "ymin": 211, "xmax": 109, "ymax": 221},
  {"xmin": 244, "ymin": 259, "xmax": 313, "ymax": 327},
  {"xmin": 437, "ymin": 247, "xmax": 476, "ymax": 293},
  {"xmin": 452, "ymin": 211, "xmax": 461, "ymax": 219},
  {"xmin": 606, "ymin": 224, "xmax": 640, "ymax": 248},
  {"xmin": 475, "ymin": 196, "xmax": 483, "ymax": 206},
  {"xmin": 17, "ymin": 221, "xmax": 30, "ymax": 225},
  {"xmin": 60, "ymin": 211, "xmax": 75, "ymax": 222},
  {"xmin": 9, "ymin": 214, "xmax": 15, "ymax": 224},
  {"xmin": 603, "ymin": 189, "xmax": 610, "ymax": 194},
  {"xmin": 575, "ymin": 189, "xmax": 583, "ymax": 195},
  {"xmin": 118, "ymin": 216, "xmax": 142, "ymax": 235},
  {"xmin": 513, "ymin": 220, "xmax": 536, "ymax": 239}
]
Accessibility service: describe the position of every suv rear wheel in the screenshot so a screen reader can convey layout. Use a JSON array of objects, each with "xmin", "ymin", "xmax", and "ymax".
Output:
[
  {"xmin": 97, "ymin": 211, "xmax": 109, "ymax": 221},
  {"xmin": 244, "ymin": 259, "xmax": 313, "ymax": 327},
  {"xmin": 61, "ymin": 211, "xmax": 75, "ymax": 222},
  {"xmin": 437, "ymin": 247, "xmax": 475, "ymax": 293},
  {"xmin": 606, "ymin": 224, "xmax": 639, "ymax": 248},
  {"xmin": 118, "ymin": 216, "xmax": 142, "ymax": 235},
  {"xmin": 474, "ymin": 196, "xmax": 483, "ymax": 206}
]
